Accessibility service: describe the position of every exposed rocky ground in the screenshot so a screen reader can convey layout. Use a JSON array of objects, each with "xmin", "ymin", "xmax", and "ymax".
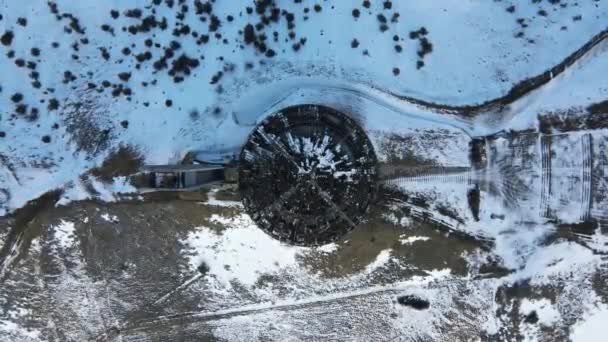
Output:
[{"xmin": 0, "ymin": 185, "xmax": 606, "ymax": 341}]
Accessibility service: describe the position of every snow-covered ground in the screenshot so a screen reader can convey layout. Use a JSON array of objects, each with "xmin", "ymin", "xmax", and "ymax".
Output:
[{"xmin": 1, "ymin": 0, "xmax": 608, "ymax": 341}]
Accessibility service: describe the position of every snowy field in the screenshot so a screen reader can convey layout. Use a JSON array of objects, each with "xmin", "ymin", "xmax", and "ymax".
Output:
[{"xmin": 1, "ymin": 0, "xmax": 608, "ymax": 341}]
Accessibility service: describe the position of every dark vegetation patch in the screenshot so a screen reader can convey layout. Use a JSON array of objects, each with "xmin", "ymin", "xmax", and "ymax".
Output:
[
  {"xmin": 418, "ymin": 38, "xmax": 433, "ymax": 58},
  {"xmin": 15, "ymin": 104, "xmax": 27, "ymax": 115},
  {"xmin": 1, "ymin": 31, "xmax": 14, "ymax": 46},
  {"xmin": 197, "ymin": 261, "xmax": 210, "ymax": 275},
  {"xmin": 540, "ymin": 218, "xmax": 602, "ymax": 250},
  {"xmin": 436, "ymin": 204, "xmax": 465, "ymax": 225},
  {"xmin": 396, "ymin": 295, "xmax": 430, "ymax": 310},
  {"xmin": 587, "ymin": 100, "xmax": 608, "ymax": 115},
  {"xmin": 189, "ymin": 109, "xmax": 200, "ymax": 120},
  {"xmin": 194, "ymin": 0, "xmax": 213, "ymax": 15},
  {"xmin": 135, "ymin": 51, "xmax": 152, "ymax": 63},
  {"xmin": 0, "ymin": 190, "xmax": 64, "ymax": 275},
  {"xmin": 523, "ymin": 311, "xmax": 539, "ymax": 324},
  {"xmin": 99, "ymin": 47, "xmax": 111, "ymax": 60},
  {"xmin": 47, "ymin": 98, "xmax": 59, "ymax": 111},
  {"xmin": 239, "ymin": 0, "xmax": 309, "ymax": 62},
  {"xmin": 478, "ymin": 257, "xmax": 513, "ymax": 278},
  {"xmin": 467, "ymin": 187, "xmax": 481, "ymax": 221},
  {"xmin": 124, "ymin": 8, "xmax": 143, "ymax": 19},
  {"xmin": 210, "ymin": 71, "xmax": 223, "ymax": 84},
  {"xmin": 47, "ymin": 3, "xmax": 86, "ymax": 35},
  {"xmin": 62, "ymin": 98, "xmax": 114, "ymax": 155},
  {"xmin": 169, "ymin": 54, "xmax": 200, "ymax": 78},
  {"xmin": 469, "ymin": 137, "xmax": 487, "ymax": 169},
  {"xmin": 89, "ymin": 145, "xmax": 144, "ymax": 182},
  {"xmin": 538, "ymin": 110, "xmax": 608, "ymax": 133},
  {"xmin": 408, "ymin": 27, "xmax": 433, "ymax": 68},
  {"xmin": 10, "ymin": 93, "xmax": 23, "ymax": 103},
  {"xmin": 118, "ymin": 72, "xmax": 131, "ymax": 82}
]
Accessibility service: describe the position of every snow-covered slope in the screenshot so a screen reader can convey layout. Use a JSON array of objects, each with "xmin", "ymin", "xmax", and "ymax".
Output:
[{"xmin": 1, "ymin": 0, "xmax": 607, "ymax": 214}]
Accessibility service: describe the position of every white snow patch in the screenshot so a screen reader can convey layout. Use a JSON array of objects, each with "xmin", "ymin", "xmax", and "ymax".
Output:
[
  {"xmin": 57, "ymin": 180, "xmax": 91, "ymax": 206},
  {"xmin": 100, "ymin": 213, "xmax": 119, "ymax": 223},
  {"xmin": 90, "ymin": 177, "xmax": 137, "ymax": 202},
  {"xmin": 382, "ymin": 212, "xmax": 412, "ymax": 228},
  {"xmin": 183, "ymin": 214, "xmax": 303, "ymax": 286},
  {"xmin": 109, "ymin": 176, "xmax": 138, "ymax": 194},
  {"xmin": 571, "ymin": 303, "xmax": 608, "ymax": 342},
  {"xmin": 52, "ymin": 220, "xmax": 76, "ymax": 250},
  {"xmin": 364, "ymin": 249, "xmax": 393, "ymax": 274},
  {"xmin": 57, "ymin": 176, "xmax": 137, "ymax": 208},
  {"xmin": 0, "ymin": 320, "xmax": 41, "ymax": 340},
  {"xmin": 315, "ymin": 243, "xmax": 338, "ymax": 254},
  {"xmin": 204, "ymin": 186, "xmax": 242, "ymax": 208},
  {"xmin": 493, "ymin": 225, "xmax": 553, "ymax": 272},
  {"xmin": 520, "ymin": 298, "xmax": 560, "ymax": 326},
  {"xmin": 399, "ymin": 236, "xmax": 431, "ymax": 245},
  {"xmin": 512, "ymin": 242, "xmax": 599, "ymax": 283}
]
